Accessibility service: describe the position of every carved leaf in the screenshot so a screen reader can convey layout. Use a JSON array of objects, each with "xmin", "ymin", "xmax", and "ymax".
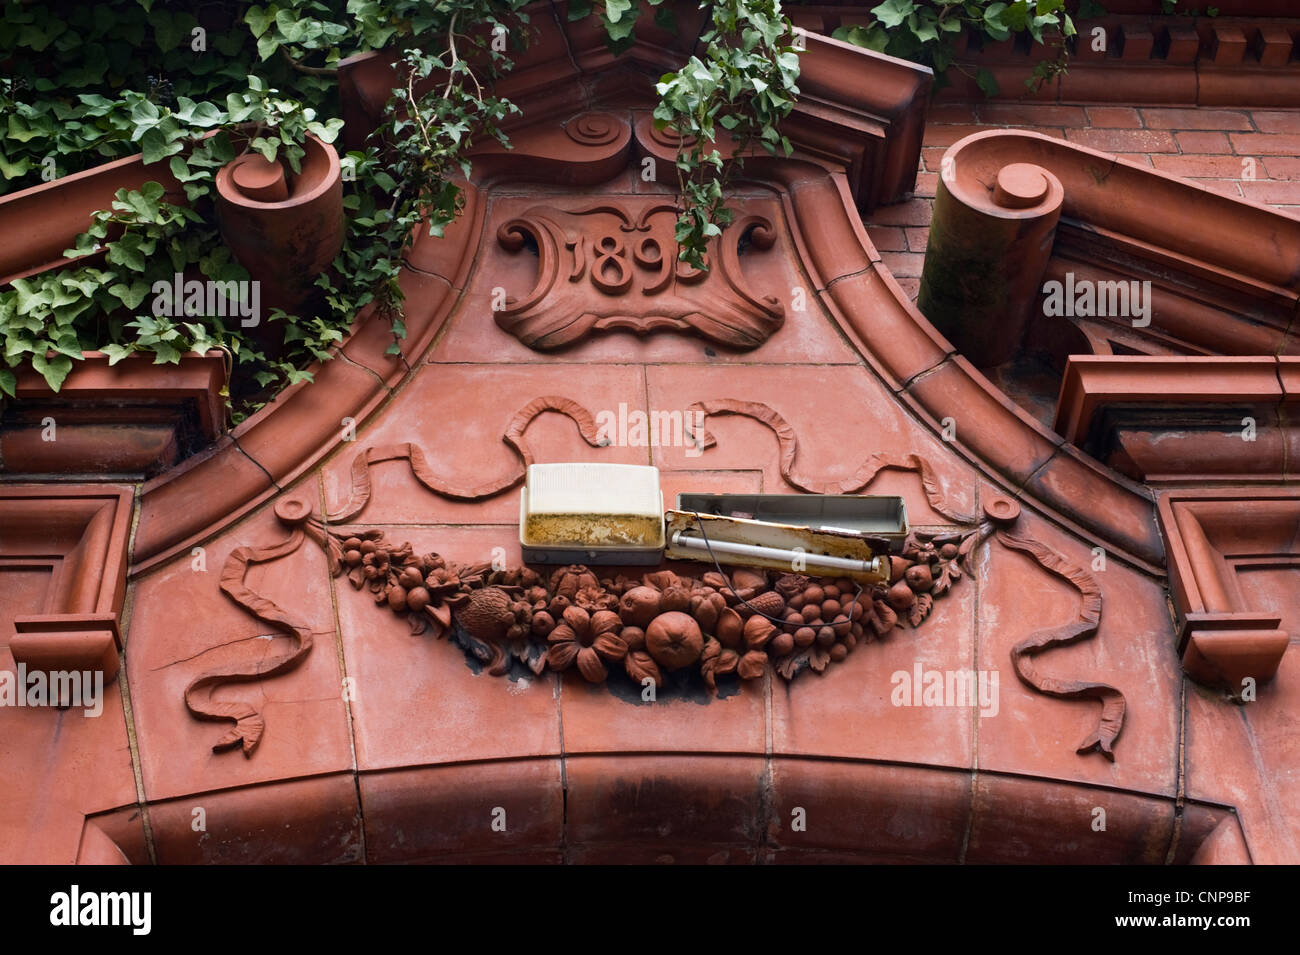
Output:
[
  {"xmin": 776, "ymin": 650, "xmax": 810, "ymax": 681},
  {"xmin": 908, "ymin": 592, "xmax": 933, "ymax": 627},
  {"xmin": 958, "ymin": 531, "xmax": 978, "ymax": 558}
]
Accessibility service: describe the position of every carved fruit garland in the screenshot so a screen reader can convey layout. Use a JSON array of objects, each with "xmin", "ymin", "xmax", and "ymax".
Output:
[
  {"xmin": 335, "ymin": 536, "xmax": 973, "ymax": 689},
  {"xmin": 189, "ymin": 396, "xmax": 1124, "ymax": 761}
]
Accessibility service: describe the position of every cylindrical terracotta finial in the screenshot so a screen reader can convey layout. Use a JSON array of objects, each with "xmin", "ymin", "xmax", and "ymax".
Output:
[
  {"xmin": 231, "ymin": 154, "xmax": 289, "ymax": 203},
  {"xmin": 993, "ymin": 163, "xmax": 1050, "ymax": 209}
]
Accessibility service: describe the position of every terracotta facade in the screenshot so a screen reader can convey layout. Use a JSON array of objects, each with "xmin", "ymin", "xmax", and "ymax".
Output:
[{"xmin": 2, "ymin": 5, "xmax": 1298, "ymax": 867}]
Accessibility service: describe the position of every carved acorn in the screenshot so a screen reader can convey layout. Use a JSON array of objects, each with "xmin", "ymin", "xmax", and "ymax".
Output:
[{"xmin": 645, "ymin": 611, "xmax": 704, "ymax": 670}]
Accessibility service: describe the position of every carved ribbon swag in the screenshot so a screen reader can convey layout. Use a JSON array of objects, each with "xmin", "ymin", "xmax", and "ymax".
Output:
[{"xmin": 187, "ymin": 397, "xmax": 1124, "ymax": 761}]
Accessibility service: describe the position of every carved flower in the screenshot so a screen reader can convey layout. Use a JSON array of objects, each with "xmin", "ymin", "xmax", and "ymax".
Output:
[{"xmin": 547, "ymin": 606, "xmax": 627, "ymax": 683}]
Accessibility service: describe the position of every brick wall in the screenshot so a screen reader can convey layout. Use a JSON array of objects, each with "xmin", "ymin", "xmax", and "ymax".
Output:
[{"xmin": 869, "ymin": 102, "xmax": 1300, "ymax": 301}]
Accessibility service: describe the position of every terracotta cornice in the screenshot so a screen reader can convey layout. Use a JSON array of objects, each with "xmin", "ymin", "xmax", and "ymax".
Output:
[
  {"xmin": 916, "ymin": 12, "xmax": 1296, "ymax": 106},
  {"xmin": 1157, "ymin": 488, "xmax": 1295, "ymax": 692},
  {"xmin": 1, "ymin": 351, "xmax": 228, "ymax": 478},
  {"xmin": 1053, "ymin": 356, "xmax": 1300, "ymax": 482},
  {"xmin": 0, "ymin": 484, "xmax": 133, "ymax": 679},
  {"xmin": 936, "ymin": 130, "xmax": 1300, "ymax": 294},
  {"xmin": 1055, "ymin": 355, "xmax": 1291, "ymax": 446}
]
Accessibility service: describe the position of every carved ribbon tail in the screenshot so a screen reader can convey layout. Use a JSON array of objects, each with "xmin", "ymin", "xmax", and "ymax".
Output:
[
  {"xmin": 326, "ymin": 398, "xmax": 606, "ymax": 522},
  {"xmin": 996, "ymin": 530, "xmax": 1125, "ymax": 760},
  {"xmin": 184, "ymin": 529, "xmax": 314, "ymax": 757},
  {"xmin": 684, "ymin": 399, "xmax": 973, "ymax": 523}
]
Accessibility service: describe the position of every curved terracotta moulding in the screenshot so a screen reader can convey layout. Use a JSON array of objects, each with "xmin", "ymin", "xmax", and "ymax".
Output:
[
  {"xmin": 128, "ymin": 758, "xmax": 1239, "ymax": 864},
  {"xmin": 772, "ymin": 166, "xmax": 1165, "ymax": 569},
  {"xmin": 929, "ymin": 5, "xmax": 1300, "ymax": 107},
  {"xmin": 934, "ymin": 130, "xmax": 1300, "ymax": 293},
  {"xmin": 129, "ymin": 184, "xmax": 484, "ymax": 576}
]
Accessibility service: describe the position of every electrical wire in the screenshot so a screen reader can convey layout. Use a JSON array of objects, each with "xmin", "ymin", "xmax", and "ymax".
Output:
[{"xmin": 685, "ymin": 510, "xmax": 867, "ymax": 628}]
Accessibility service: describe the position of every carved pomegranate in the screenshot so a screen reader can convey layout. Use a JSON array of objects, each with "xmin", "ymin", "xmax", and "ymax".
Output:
[{"xmin": 645, "ymin": 611, "xmax": 704, "ymax": 670}]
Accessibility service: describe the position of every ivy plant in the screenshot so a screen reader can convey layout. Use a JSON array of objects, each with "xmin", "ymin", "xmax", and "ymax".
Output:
[{"xmin": 0, "ymin": 0, "xmax": 1116, "ymax": 413}]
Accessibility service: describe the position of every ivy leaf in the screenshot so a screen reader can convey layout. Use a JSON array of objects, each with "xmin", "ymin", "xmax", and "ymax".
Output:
[
  {"xmin": 976, "ymin": 67, "xmax": 1001, "ymax": 97},
  {"xmin": 605, "ymin": 0, "xmax": 633, "ymax": 23},
  {"xmin": 154, "ymin": 11, "xmax": 185, "ymax": 52},
  {"xmin": 983, "ymin": 3, "xmax": 1012, "ymax": 40},
  {"xmin": 245, "ymin": 5, "xmax": 276, "ymax": 38},
  {"xmin": 870, "ymin": 0, "xmax": 917, "ymax": 29},
  {"xmin": 150, "ymin": 342, "xmax": 183, "ymax": 364},
  {"xmin": 101, "ymin": 343, "xmax": 135, "ymax": 365},
  {"xmin": 0, "ymin": 368, "xmax": 15, "ymax": 398},
  {"xmin": 108, "ymin": 280, "xmax": 150, "ymax": 310},
  {"xmin": 31, "ymin": 352, "xmax": 73, "ymax": 392}
]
